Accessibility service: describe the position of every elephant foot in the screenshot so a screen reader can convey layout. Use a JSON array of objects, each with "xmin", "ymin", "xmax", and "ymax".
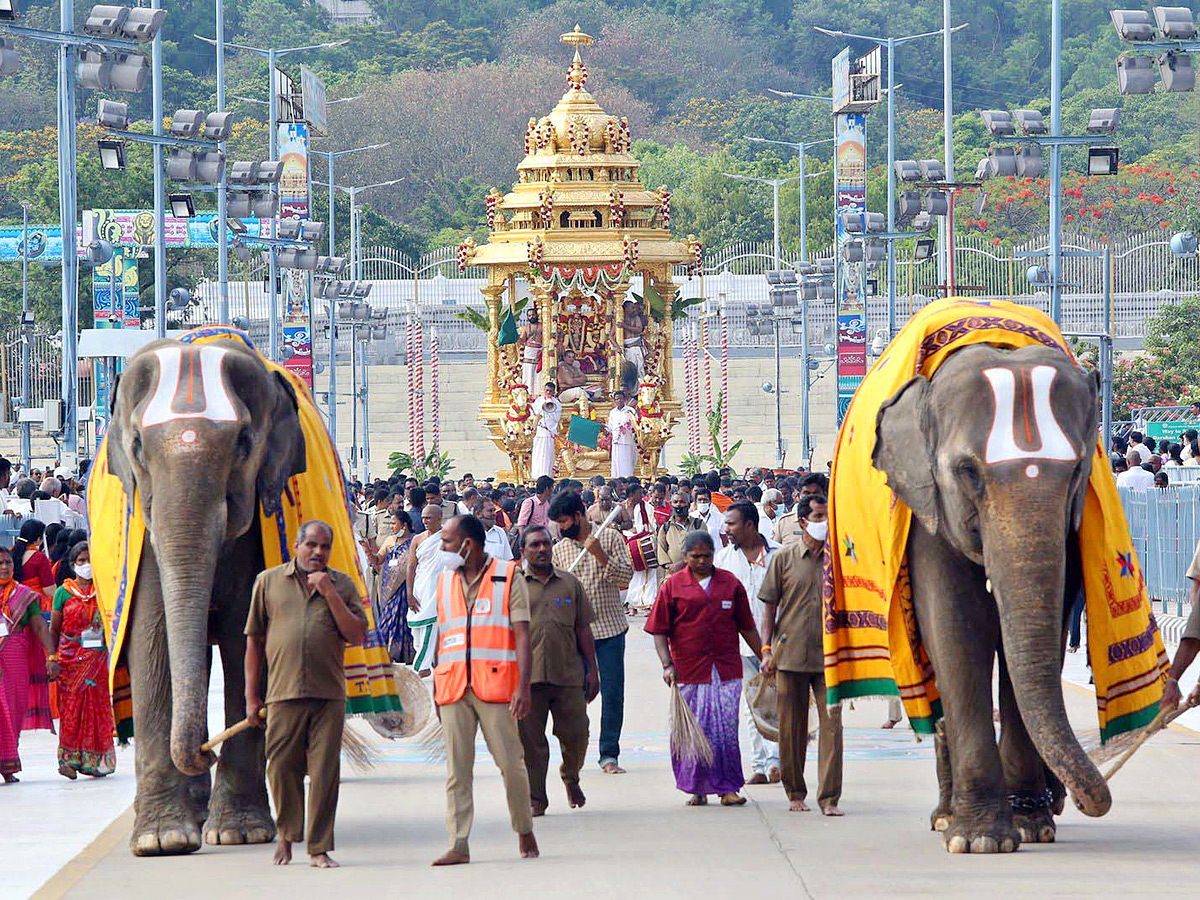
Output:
[
  {"xmin": 930, "ymin": 808, "xmax": 952, "ymax": 832},
  {"xmin": 942, "ymin": 811, "xmax": 1021, "ymax": 854},
  {"xmin": 1013, "ymin": 808, "xmax": 1056, "ymax": 844},
  {"xmin": 130, "ymin": 812, "xmax": 203, "ymax": 856},
  {"xmin": 204, "ymin": 803, "xmax": 276, "ymax": 846}
]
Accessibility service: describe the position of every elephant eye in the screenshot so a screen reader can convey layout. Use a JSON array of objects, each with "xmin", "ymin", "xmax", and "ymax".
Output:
[
  {"xmin": 130, "ymin": 432, "xmax": 144, "ymax": 466},
  {"xmin": 957, "ymin": 459, "xmax": 984, "ymax": 496},
  {"xmin": 236, "ymin": 427, "xmax": 254, "ymax": 459}
]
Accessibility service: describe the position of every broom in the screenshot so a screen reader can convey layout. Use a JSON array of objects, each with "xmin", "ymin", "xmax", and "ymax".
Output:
[
  {"xmin": 1083, "ymin": 695, "xmax": 1199, "ymax": 781},
  {"xmin": 669, "ymin": 684, "xmax": 713, "ymax": 767},
  {"xmin": 201, "ymin": 709, "xmax": 379, "ymax": 772}
]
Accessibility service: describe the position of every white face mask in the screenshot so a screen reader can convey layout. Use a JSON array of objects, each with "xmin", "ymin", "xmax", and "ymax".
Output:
[
  {"xmin": 440, "ymin": 550, "xmax": 466, "ymax": 570},
  {"xmin": 74, "ymin": 562, "xmax": 93, "ymax": 580},
  {"xmin": 696, "ymin": 502, "xmax": 711, "ymax": 514},
  {"xmin": 805, "ymin": 520, "xmax": 829, "ymax": 542}
]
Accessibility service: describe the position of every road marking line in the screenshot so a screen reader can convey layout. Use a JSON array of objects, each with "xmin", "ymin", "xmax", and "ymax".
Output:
[{"xmin": 31, "ymin": 804, "xmax": 134, "ymax": 900}]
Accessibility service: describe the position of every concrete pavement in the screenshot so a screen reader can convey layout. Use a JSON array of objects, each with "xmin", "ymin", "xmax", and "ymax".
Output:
[{"xmin": 24, "ymin": 622, "xmax": 1200, "ymax": 899}]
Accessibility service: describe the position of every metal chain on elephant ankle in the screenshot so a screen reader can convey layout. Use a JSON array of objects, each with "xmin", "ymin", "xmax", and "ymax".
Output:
[{"xmin": 1007, "ymin": 788, "xmax": 1054, "ymax": 812}]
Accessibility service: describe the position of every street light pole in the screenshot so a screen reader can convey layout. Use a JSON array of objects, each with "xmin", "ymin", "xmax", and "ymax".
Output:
[
  {"xmin": 745, "ymin": 136, "xmax": 833, "ymax": 263},
  {"xmin": 1049, "ymin": 0, "xmax": 1063, "ymax": 324},
  {"xmin": 215, "ymin": 0, "xmax": 229, "ymax": 322},
  {"xmin": 57, "ymin": 0, "xmax": 79, "ymax": 463},
  {"xmin": 20, "ymin": 201, "xmax": 31, "ymax": 472},
  {"xmin": 152, "ymin": 0, "xmax": 166, "ymax": 339},
  {"xmin": 941, "ymin": 0, "xmax": 956, "ymax": 288}
]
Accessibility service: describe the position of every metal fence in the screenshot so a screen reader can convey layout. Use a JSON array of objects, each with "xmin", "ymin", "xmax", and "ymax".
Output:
[
  {"xmin": 1118, "ymin": 485, "xmax": 1199, "ymax": 618},
  {"xmin": 0, "ymin": 328, "xmax": 72, "ymax": 424},
  {"xmin": 192, "ymin": 230, "xmax": 1200, "ymax": 360}
]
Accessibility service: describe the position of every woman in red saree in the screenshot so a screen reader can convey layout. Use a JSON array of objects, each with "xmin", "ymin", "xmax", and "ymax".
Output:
[
  {"xmin": 50, "ymin": 541, "xmax": 115, "ymax": 779},
  {"xmin": 0, "ymin": 544, "xmax": 58, "ymax": 782}
]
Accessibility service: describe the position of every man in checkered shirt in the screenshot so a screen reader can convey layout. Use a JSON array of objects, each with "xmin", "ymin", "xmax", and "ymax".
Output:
[{"xmin": 548, "ymin": 491, "xmax": 633, "ymax": 775}]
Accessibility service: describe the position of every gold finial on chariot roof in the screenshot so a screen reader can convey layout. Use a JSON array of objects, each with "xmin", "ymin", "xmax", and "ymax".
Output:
[{"xmin": 560, "ymin": 24, "xmax": 594, "ymax": 47}]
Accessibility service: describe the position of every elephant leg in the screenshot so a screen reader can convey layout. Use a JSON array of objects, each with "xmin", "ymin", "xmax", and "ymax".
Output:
[
  {"xmin": 998, "ymin": 652, "xmax": 1056, "ymax": 844},
  {"xmin": 909, "ymin": 523, "xmax": 1019, "ymax": 855},
  {"xmin": 931, "ymin": 719, "xmax": 953, "ymax": 832},
  {"xmin": 204, "ymin": 529, "xmax": 275, "ymax": 846},
  {"xmin": 127, "ymin": 551, "xmax": 203, "ymax": 856}
]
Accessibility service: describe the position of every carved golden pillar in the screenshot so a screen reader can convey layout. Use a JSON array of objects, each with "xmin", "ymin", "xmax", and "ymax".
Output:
[
  {"xmin": 611, "ymin": 279, "xmax": 629, "ymax": 396},
  {"xmin": 482, "ymin": 279, "xmax": 505, "ymax": 403}
]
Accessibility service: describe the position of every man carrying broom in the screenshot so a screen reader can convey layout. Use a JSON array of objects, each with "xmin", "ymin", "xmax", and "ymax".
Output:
[{"xmin": 646, "ymin": 530, "xmax": 763, "ymax": 806}]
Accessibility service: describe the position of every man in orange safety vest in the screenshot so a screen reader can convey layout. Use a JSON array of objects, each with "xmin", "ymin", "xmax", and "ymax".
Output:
[{"xmin": 431, "ymin": 514, "xmax": 539, "ymax": 866}]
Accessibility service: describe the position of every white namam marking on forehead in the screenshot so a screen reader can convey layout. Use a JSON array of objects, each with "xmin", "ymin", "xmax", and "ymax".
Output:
[
  {"xmin": 141, "ymin": 346, "xmax": 238, "ymax": 428},
  {"xmin": 982, "ymin": 365, "xmax": 1077, "ymax": 466}
]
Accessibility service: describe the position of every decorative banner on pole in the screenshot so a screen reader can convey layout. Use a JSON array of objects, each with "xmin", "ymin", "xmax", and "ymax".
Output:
[
  {"xmin": 92, "ymin": 251, "xmax": 140, "ymax": 328},
  {"xmin": 278, "ymin": 121, "xmax": 313, "ymax": 388},
  {"xmin": 0, "ymin": 215, "xmax": 268, "ymax": 263},
  {"xmin": 300, "ymin": 65, "xmax": 328, "ymax": 136},
  {"xmin": 834, "ymin": 111, "xmax": 868, "ymax": 425}
]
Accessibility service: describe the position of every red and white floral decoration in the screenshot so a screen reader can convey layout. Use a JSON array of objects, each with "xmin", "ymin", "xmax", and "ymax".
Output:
[
  {"xmin": 622, "ymin": 234, "xmax": 639, "ymax": 273},
  {"xmin": 608, "ymin": 185, "xmax": 625, "ymax": 228}
]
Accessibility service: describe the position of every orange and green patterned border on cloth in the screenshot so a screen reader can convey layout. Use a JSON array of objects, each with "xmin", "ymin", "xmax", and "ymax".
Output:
[
  {"xmin": 88, "ymin": 326, "xmax": 400, "ymax": 739},
  {"xmin": 823, "ymin": 298, "xmax": 1167, "ymax": 742}
]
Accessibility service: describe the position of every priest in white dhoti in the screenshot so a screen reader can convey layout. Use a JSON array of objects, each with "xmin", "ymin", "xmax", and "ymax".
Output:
[
  {"xmin": 531, "ymin": 382, "xmax": 562, "ymax": 480},
  {"xmin": 623, "ymin": 481, "xmax": 659, "ymax": 612},
  {"xmin": 519, "ymin": 308, "xmax": 543, "ymax": 393},
  {"xmin": 405, "ymin": 504, "xmax": 450, "ymax": 673},
  {"xmin": 606, "ymin": 390, "xmax": 638, "ymax": 478}
]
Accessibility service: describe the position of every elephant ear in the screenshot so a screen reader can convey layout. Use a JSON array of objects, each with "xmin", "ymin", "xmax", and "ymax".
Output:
[
  {"xmin": 872, "ymin": 375, "xmax": 940, "ymax": 534},
  {"xmin": 105, "ymin": 372, "xmax": 139, "ymax": 503},
  {"xmin": 257, "ymin": 371, "xmax": 307, "ymax": 517},
  {"xmin": 1069, "ymin": 366, "xmax": 1103, "ymax": 531}
]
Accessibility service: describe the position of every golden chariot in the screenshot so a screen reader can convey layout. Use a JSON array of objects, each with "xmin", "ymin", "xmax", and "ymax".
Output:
[{"xmin": 461, "ymin": 26, "xmax": 701, "ymax": 483}]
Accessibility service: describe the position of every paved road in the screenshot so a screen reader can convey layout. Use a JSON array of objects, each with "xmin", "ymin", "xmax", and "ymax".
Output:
[{"xmin": 27, "ymin": 623, "xmax": 1200, "ymax": 899}]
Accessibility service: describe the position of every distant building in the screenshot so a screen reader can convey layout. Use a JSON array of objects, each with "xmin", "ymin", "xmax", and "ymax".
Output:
[{"xmin": 316, "ymin": 0, "xmax": 374, "ymax": 26}]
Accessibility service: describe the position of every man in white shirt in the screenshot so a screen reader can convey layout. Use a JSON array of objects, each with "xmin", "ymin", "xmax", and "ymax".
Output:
[
  {"xmin": 622, "ymin": 481, "xmax": 658, "ymax": 612},
  {"xmin": 715, "ymin": 500, "xmax": 780, "ymax": 783},
  {"xmin": 1127, "ymin": 433, "xmax": 1152, "ymax": 465},
  {"xmin": 757, "ymin": 489, "xmax": 782, "ymax": 542},
  {"xmin": 606, "ymin": 391, "xmax": 637, "ymax": 479},
  {"xmin": 531, "ymin": 383, "xmax": 562, "ymax": 480},
  {"xmin": 691, "ymin": 487, "xmax": 726, "ymax": 547},
  {"xmin": 1116, "ymin": 453, "xmax": 1155, "ymax": 489},
  {"xmin": 478, "ymin": 497, "xmax": 513, "ymax": 561}
]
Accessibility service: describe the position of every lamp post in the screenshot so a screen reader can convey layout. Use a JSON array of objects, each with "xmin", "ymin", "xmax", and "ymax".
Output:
[
  {"xmin": 720, "ymin": 172, "xmax": 802, "ymax": 270},
  {"xmin": 200, "ymin": 36, "xmax": 347, "ymax": 359},
  {"xmin": 150, "ymin": 0, "xmax": 165, "ymax": 337},
  {"xmin": 814, "ymin": 24, "xmax": 965, "ymax": 344},
  {"xmin": 20, "ymin": 200, "xmax": 31, "ymax": 471},
  {"xmin": 744, "ymin": 136, "xmax": 832, "ymax": 261},
  {"xmin": 215, "ymin": 0, "xmax": 228, "ymax": 322}
]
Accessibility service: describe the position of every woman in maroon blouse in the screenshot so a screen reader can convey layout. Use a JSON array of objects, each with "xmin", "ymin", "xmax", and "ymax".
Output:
[{"xmin": 646, "ymin": 529, "xmax": 763, "ymax": 806}]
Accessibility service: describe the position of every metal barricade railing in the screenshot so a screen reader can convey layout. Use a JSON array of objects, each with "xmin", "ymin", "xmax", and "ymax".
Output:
[{"xmin": 1117, "ymin": 484, "xmax": 1199, "ymax": 617}]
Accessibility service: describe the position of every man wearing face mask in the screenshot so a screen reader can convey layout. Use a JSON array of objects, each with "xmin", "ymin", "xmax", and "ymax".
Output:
[
  {"xmin": 657, "ymin": 490, "xmax": 703, "ymax": 579},
  {"xmin": 432, "ymin": 515, "xmax": 538, "ymax": 866},
  {"xmin": 406, "ymin": 504, "xmax": 449, "ymax": 674},
  {"xmin": 691, "ymin": 487, "xmax": 726, "ymax": 548},
  {"xmin": 759, "ymin": 495, "xmax": 843, "ymax": 816}
]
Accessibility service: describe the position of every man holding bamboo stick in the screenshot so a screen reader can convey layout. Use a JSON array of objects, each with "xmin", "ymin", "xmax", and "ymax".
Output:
[{"xmin": 244, "ymin": 520, "xmax": 367, "ymax": 869}]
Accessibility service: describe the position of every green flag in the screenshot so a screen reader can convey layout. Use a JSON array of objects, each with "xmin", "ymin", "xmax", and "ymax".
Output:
[
  {"xmin": 497, "ymin": 308, "xmax": 518, "ymax": 346},
  {"xmin": 567, "ymin": 414, "xmax": 602, "ymax": 449}
]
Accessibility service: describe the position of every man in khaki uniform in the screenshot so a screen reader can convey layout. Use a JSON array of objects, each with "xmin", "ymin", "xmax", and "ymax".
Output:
[
  {"xmin": 759, "ymin": 495, "xmax": 843, "ymax": 816},
  {"xmin": 245, "ymin": 520, "xmax": 367, "ymax": 868},
  {"xmin": 433, "ymin": 515, "xmax": 539, "ymax": 866},
  {"xmin": 657, "ymin": 489, "xmax": 703, "ymax": 580},
  {"xmin": 517, "ymin": 525, "xmax": 600, "ymax": 815},
  {"xmin": 1163, "ymin": 534, "xmax": 1200, "ymax": 711},
  {"xmin": 773, "ymin": 474, "xmax": 828, "ymax": 546}
]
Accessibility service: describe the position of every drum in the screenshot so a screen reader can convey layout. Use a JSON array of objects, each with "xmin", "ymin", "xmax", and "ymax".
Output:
[{"xmin": 627, "ymin": 531, "xmax": 657, "ymax": 572}]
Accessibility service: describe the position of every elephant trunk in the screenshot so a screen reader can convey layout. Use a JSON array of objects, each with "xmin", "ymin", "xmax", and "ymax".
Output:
[
  {"xmin": 153, "ymin": 489, "xmax": 227, "ymax": 777},
  {"xmin": 985, "ymin": 518, "xmax": 1111, "ymax": 819}
]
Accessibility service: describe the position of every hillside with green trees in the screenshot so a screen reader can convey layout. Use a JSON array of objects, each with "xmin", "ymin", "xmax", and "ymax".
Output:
[{"xmin": 2, "ymin": 0, "xmax": 1199, "ymax": 326}]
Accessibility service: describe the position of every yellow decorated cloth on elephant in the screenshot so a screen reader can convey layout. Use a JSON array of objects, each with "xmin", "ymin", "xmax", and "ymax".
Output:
[
  {"xmin": 88, "ymin": 326, "xmax": 400, "ymax": 739},
  {"xmin": 824, "ymin": 298, "xmax": 1167, "ymax": 742}
]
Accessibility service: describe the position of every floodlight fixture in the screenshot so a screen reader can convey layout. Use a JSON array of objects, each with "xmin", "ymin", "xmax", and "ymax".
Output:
[
  {"xmin": 0, "ymin": 0, "xmax": 17, "ymax": 21},
  {"xmin": 1117, "ymin": 54, "xmax": 1157, "ymax": 94},
  {"xmin": 120, "ymin": 7, "xmax": 167, "ymax": 41},
  {"xmin": 227, "ymin": 192, "xmax": 252, "ymax": 218},
  {"xmin": 799, "ymin": 281, "xmax": 817, "ymax": 301},
  {"xmin": 863, "ymin": 239, "xmax": 886, "ymax": 262},
  {"xmin": 914, "ymin": 238, "xmax": 936, "ymax": 261},
  {"xmin": 228, "ymin": 161, "xmax": 257, "ymax": 185},
  {"xmin": 75, "ymin": 50, "xmax": 113, "ymax": 91},
  {"xmin": 314, "ymin": 279, "xmax": 338, "ymax": 299},
  {"xmin": 1153, "ymin": 6, "xmax": 1197, "ymax": 39},
  {"xmin": 986, "ymin": 146, "xmax": 1018, "ymax": 177},
  {"xmin": 0, "ymin": 36, "xmax": 19, "ymax": 77},
  {"xmin": 169, "ymin": 192, "xmax": 195, "ymax": 218},
  {"xmin": 1016, "ymin": 144, "xmax": 1044, "ymax": 178},
  {"xmin": 276, "ymin": 248, "xmax": 300, "ymax": 268},
  {"xmin": 981, "ymin": 110, "xmax": 1015, "ymax": 137},
  {"xmin": 191, "ymin": 150, "xmax": 224, "ymax": 184},
  {"xmin": 107, "ymin": 51, "xmax": 149, "ymax": 92},
  {"xmin": 1013, "ymin": 109, "xmax": 1047, "ymax": 135},
  {"xmin": 170, "ymin": 109, "xmax": 204, "ymax": 138},
  {"xmin": 317, "ymin": 256, "xmax": 348, "ymax": 275},
  {"xmin": 816, "ymin": 260, "xmax": 836, "ymax": 275},
  {"xmin": 168, "ymin": 286, "xmax": 192, "ymax": 310},
  {"xmin": 911, "ymin": 210, "xmax": 933, "ymax": 231},
  {"xmin": 251, "ymin": 192, "xmax": 278, "ymax": 219},
  {"xmin": 1169, "ymin": 230, "xmax": 1198, "ymax": 256},
  {"xmin": 863, "ymin": 212, "xmax": 886, "ymax": 233},
  {"xmin": 840, "ymin": 211, "xmax": 865, "ymax": 233},
  {"xmin": 203, "ymin": 111, "xmax": 234, "ymax": 141},
  {"xmin": 1111, "ymin": 10, "xmax": 1156, "ymax": 41},
  {"xmin": 918, "ymin": 159, "xmax": 946, "ymax": 181},
  {"xmin": 816, "ymin": 282, "xmax": 835, "ymax": 301},
  {"xmin": 1087, "ymin": 108, "xmax": 1121, "ymax": 134},
  {"xmin": 893, "ymin": 159, "xmax": 922, "ymax": 182},
  {"xmin": 898, "ymin": 190, "xmax": 923, "ymax": 220},
  {"xmin": 83, "ymin": 5, "xmax": 129, "ymax": 37},
  {"xmin": 1157, "ymin": 51, "xmax": 1195, "ymax": 91},
  {"xmin": 842, "ymin": 240, "xmax": 864, "ymax": 262},
  {"xmin": 84, "ymin": 239, "xmax": 115, "ymax": 266},
  {"xmin": 301, "ymin": 221, "xmax": 326, "ymax": 243},
  {"xmin": 765, "ymin": 269, "xmax": 798, "ymax": 285},
  {"xmin": 226, "ymin": 216, "xmax": 247, "ymax": 234},
  {"xmin": 278, "ymin": 217, "xmax": 301, "ymax": 239},
  {"xmin": 1088, "ymin": 146, "xmax": 1120, "ymax": 175},
  {"xmin": 97, "ymin": 138, "xmax": 126, "ymax": 170},
  {"xmin": 794, "ymin": 261, "xmax": 815, "ymax": 276},
  {"xmin": 165, "ymin": 148, "xmax": 197, "ymax": 182},
  {"xmin": 255, "ymin": 160, "xmax": 283, "ymax": 185},
  {"xmin": 974, "ymin": 157, "xmax": 993, "ymax": 180},
  {"xmin": 96, "ymin": 98, "xmax": 129, "ymax": 129},
  {"xmin": 232, "ymin": 315, "xmax": 250, "ymax": 330},
  {"xmin": 1026, "ymin": 264, "xmax": 1050, "ymax": 285},
  {"xmin": 923, "ymin": 190, "xmax": 950, "ymax": 216},
  {"xmin": 352, "ymin": 283, "xmax": 373, "ymax": 300}
]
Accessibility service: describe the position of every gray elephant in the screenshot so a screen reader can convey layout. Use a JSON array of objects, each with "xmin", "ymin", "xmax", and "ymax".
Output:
[
  {"xmin": 103, "ymin": 337, "xmax": 305, "ymax": 855},
  {"xmin": 872, "ymin": 344, "xmax": 1107, "ymax": 853}
]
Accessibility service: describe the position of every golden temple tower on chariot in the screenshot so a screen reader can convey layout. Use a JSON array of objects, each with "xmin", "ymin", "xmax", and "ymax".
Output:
[{"xmin": 461, "ymin": 25, "xmax": 701, "ymax": 483}]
